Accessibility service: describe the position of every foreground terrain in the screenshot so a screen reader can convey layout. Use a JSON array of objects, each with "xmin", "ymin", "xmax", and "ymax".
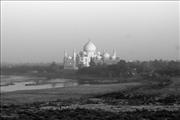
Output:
[{"xmin": 1, "ymin": 77, "xmax": 180, "ymax": 120}]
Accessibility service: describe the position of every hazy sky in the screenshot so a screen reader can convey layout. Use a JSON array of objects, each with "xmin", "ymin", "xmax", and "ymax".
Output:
[{"xmin": 1, "ymin": 1, "xmax": 179, "ymax": 63}]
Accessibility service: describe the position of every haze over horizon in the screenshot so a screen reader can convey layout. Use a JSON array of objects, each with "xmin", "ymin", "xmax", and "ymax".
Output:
[{"xmin": 1, "ymin": 1, "xmax": 179, "ymax": 64}]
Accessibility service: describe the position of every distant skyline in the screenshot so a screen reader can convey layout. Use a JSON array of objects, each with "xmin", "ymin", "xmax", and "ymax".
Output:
[{"xmin": 1, "ymin": 1, "xmax": 179, "ymax": 63}]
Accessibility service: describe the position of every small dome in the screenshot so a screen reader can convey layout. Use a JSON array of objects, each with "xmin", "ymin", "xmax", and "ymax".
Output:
[
  {"xmin": 68, "ymin": 56, "xmax": 72, "ymax": 59},
  {"xmin": 83, "ymin": 41, "xmax": 96, "ymax": 52},
  {"xmin": 103, "ymin": 52, "xmax": 110, "ymax": 58},
  {"xmin": 97, "ymin": 51, "xmax": 101, "ymax": 55}
]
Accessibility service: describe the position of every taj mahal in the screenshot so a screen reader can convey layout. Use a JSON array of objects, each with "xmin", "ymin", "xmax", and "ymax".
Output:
[{"xmin": 63, "ymin": 40, "xmax": 120, "ymax": 70}]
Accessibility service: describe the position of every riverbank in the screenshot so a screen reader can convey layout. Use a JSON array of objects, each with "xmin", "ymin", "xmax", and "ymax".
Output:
[
  {"xmin": 1, "ymin": 77, "xmax": 179, "ymax": 105},
  {"xmin": 1, "ymin": 82, "xmax": 140, "ymax": 105}
]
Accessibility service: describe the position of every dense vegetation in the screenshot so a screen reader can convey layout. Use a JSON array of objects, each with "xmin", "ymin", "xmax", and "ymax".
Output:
[
  {"xmin": 1, "ymin": 60, "xmax": 179, "ymax": 78},
  {"xmin": 78, "ymin": 60, "xmax": 180, "ymax": 78}
]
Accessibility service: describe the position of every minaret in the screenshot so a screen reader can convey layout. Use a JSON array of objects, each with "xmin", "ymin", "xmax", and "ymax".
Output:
[
  {"xmin": 64, "ymin": 50, "xmax": 67, "ymax": 64},
  {"xmin": 112, "ymin": 49, "xmax": 116, "ymax": 60},
  {"xmin": 73, "ymin": 49, "xmax": 76, "ymax": 61},
  {"xmin": 73, "ymin": 49, "xmax": 77, "ymax": 69}
]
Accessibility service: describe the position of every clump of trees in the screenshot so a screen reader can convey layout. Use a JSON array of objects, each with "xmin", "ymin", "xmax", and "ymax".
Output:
[{"xmin": 77, "ymin": 60, "xmax": 180, "ymax": 84}]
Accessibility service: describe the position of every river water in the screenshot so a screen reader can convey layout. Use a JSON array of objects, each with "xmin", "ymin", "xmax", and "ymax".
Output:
[{"xmin": 0, "ymin": 75, "xmax": 79, "ymax": 92}]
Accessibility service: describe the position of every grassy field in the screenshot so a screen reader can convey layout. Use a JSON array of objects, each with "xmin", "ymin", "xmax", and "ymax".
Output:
[{"xmin": 1, "ymin": 82, "xmax": 140, "ymax": 105}]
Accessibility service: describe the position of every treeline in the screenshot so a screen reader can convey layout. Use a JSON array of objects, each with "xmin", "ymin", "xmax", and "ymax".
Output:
[
  {"xmin": 77, "ymin": 60, "xmax": 180, "ymax": 78},
  {"xmin": 1, "ymin": 60, "xmax": 180, "ymax": 80},
  {"xmin": 1, "ymin": 62, "xmax": 63, "ymax": 75}
]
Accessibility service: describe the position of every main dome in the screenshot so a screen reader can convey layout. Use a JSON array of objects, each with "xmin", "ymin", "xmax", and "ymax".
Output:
[{"xmin": 83, "ymin": 41, "xmax": 96, "ymax": 52}]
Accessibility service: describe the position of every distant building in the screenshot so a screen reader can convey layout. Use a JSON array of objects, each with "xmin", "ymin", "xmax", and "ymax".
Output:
[{"xmin": 63, "ymin": 40, "xmax": 120, "ymax": 69}]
